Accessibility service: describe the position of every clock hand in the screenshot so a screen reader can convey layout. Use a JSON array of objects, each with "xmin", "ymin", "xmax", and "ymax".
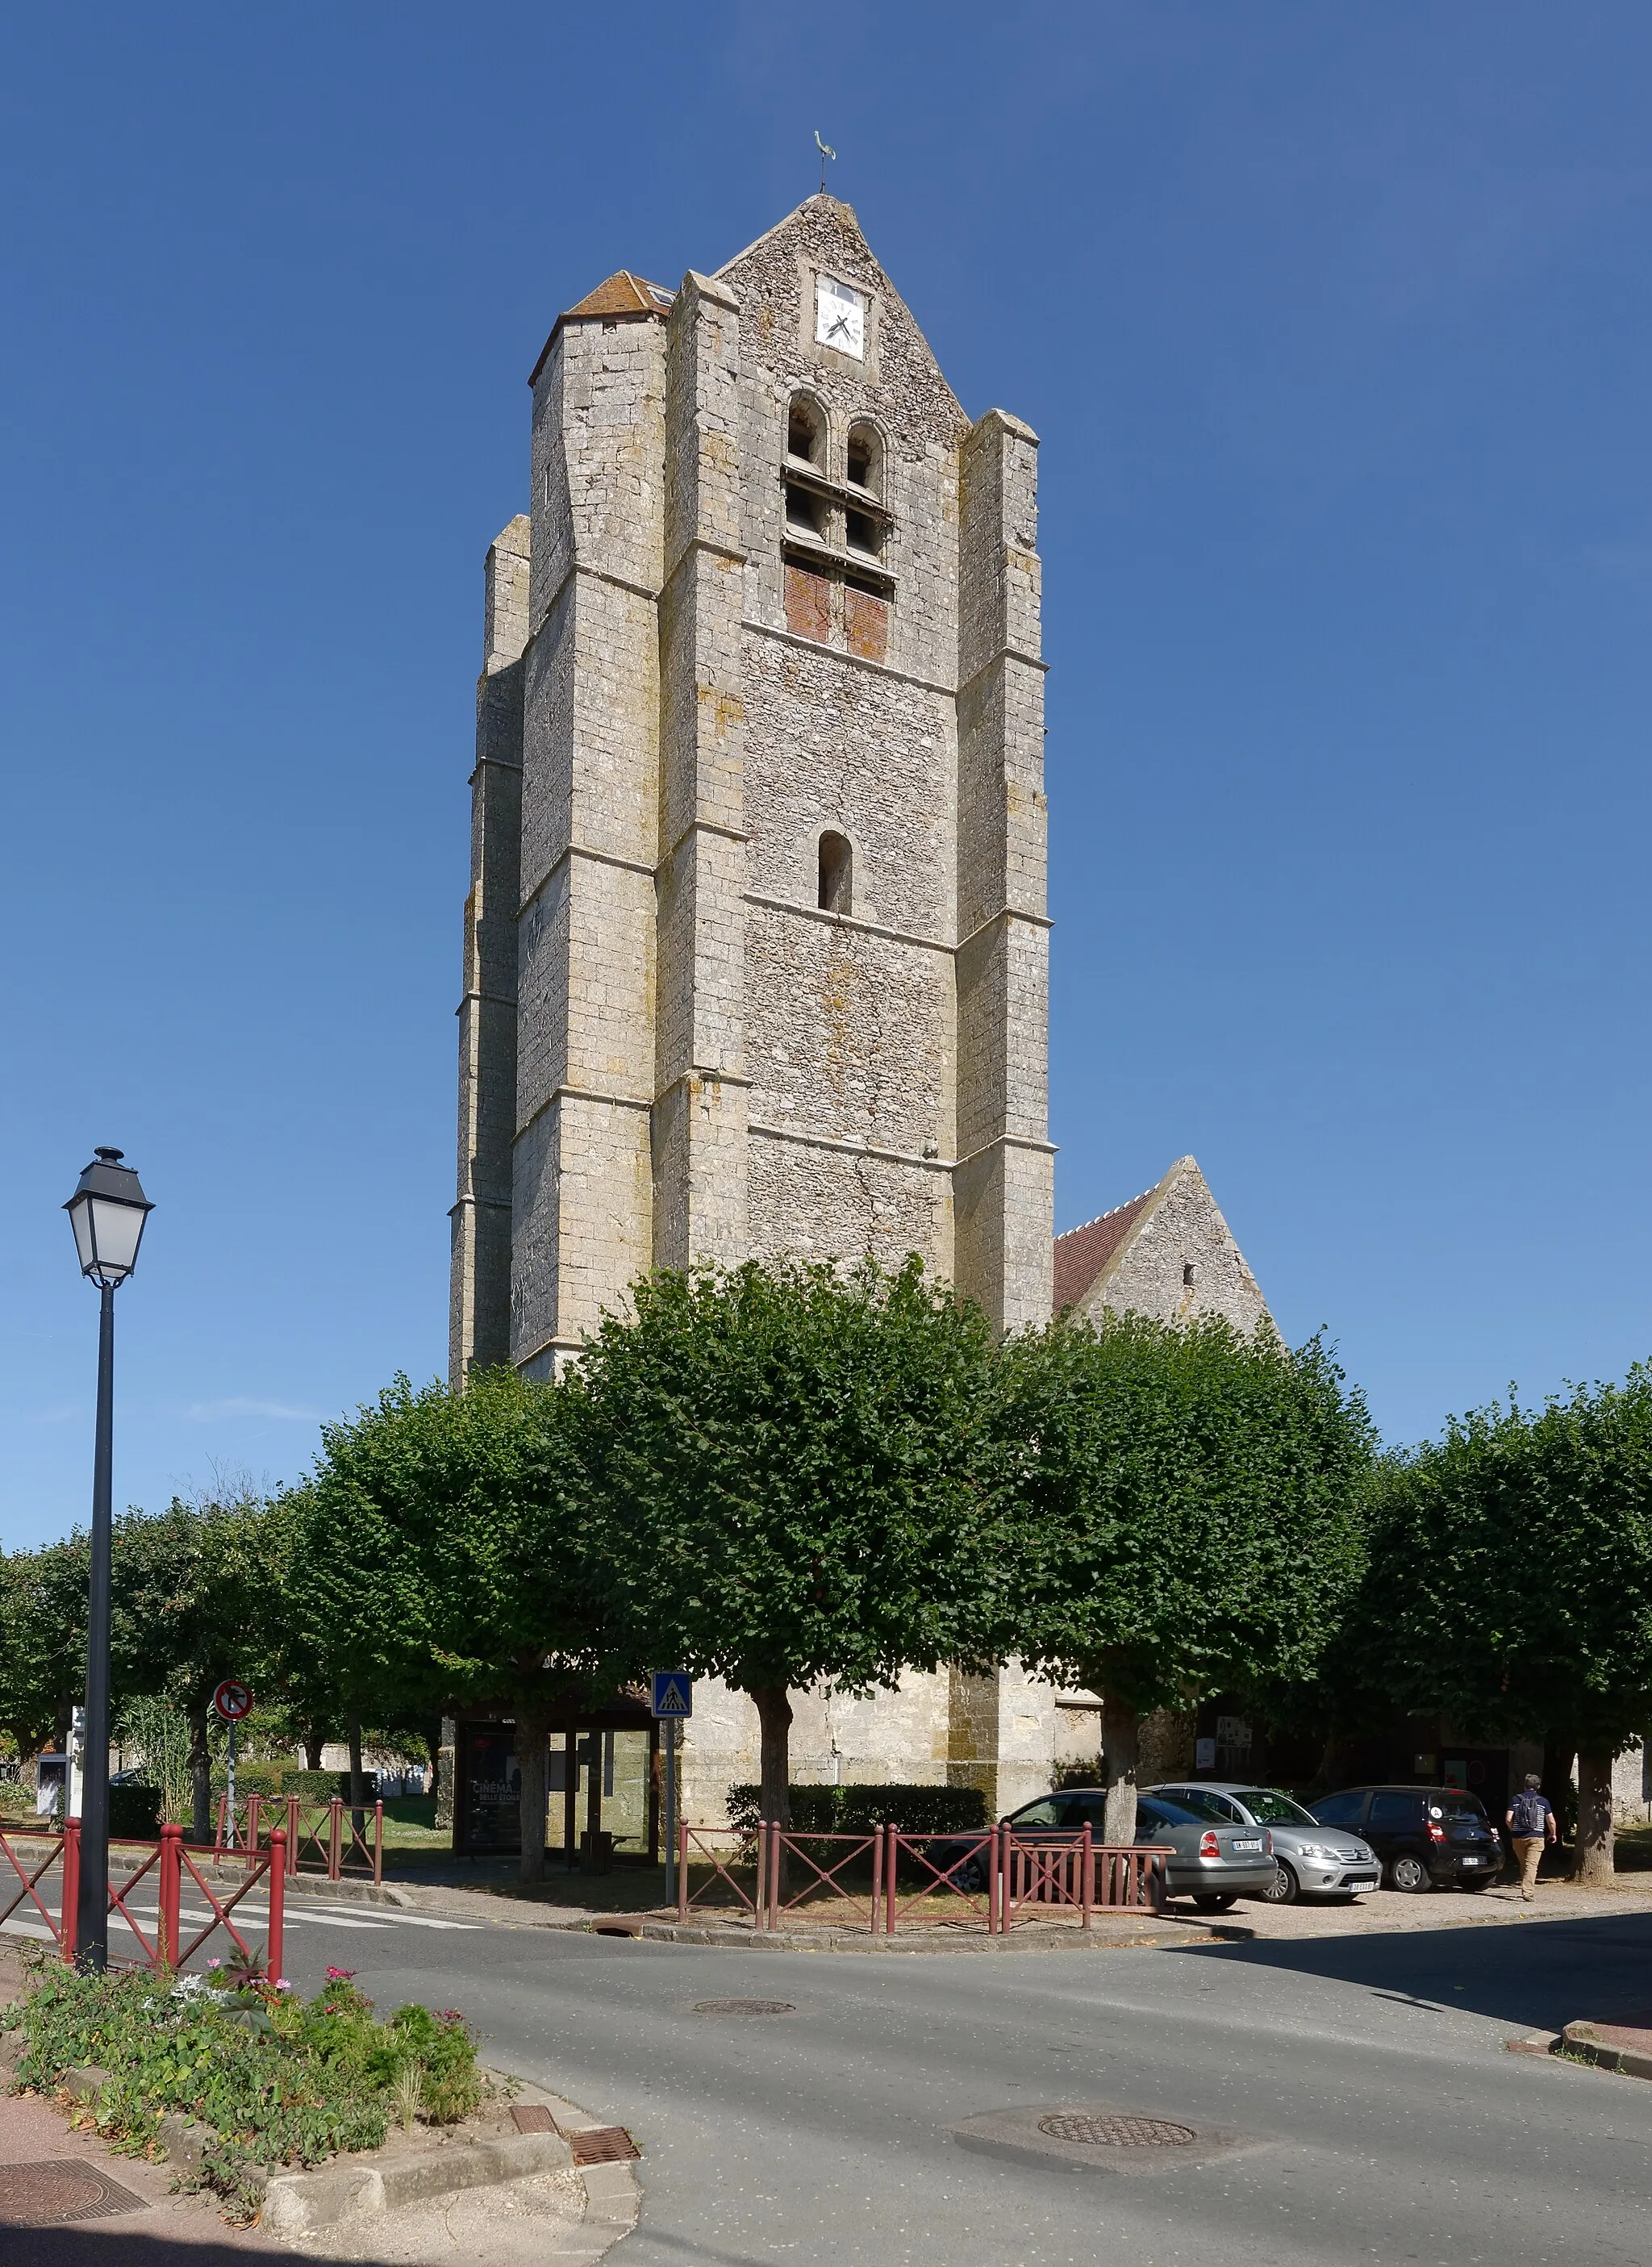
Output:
[{"xmin": 828, "ymin": 314, "xmax": 850, "ymax": 340}]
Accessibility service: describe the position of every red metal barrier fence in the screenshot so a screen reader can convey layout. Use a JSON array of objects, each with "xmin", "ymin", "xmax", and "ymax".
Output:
[
  {"xmin": 0, "ymin": 1822, "xmax": 284, "ymax": 1979},
  {"xmin": 215, "ymin": 1794, "xmax": 382, "ymax": 1884},
  {"xmin": 674, "ymin": 1822, "xmax": 1170, "ymax": 1935}
]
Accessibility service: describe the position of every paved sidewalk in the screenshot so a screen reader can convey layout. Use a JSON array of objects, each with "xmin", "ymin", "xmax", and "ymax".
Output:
[{"xmin": 347, "ymin": 1867, "xmax": 1652, "ymax": 1946}]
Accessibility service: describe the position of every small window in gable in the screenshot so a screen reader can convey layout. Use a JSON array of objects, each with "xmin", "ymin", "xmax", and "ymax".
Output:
[
  {"xmin": 818, "ymin": 830, "xmax": 853, "ymax": 915},
  {"xmin": 846, "ymin": 421, "xmax": 882, "ymax": 496},
  {"xmin": 787, "ymin": 395, "xmax": 824, "ymax": 466}
]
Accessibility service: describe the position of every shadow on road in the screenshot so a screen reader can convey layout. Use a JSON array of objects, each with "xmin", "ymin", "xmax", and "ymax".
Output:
[{"xmin": 1173, "ymin": 1907, "xmax": 1652, "ymax": 2033}]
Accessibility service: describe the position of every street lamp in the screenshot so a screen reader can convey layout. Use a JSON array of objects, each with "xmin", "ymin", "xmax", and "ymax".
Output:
[{"xmin": 64, "ymin": 1146, "xmax": 152, "ymax": 1970}]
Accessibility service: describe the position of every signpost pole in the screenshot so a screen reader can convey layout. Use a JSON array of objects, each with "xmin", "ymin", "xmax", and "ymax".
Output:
[
  {"xmin": 651, "ymin": 1672, "xmax": 690, "ymax": 1910},
  {"xmin": 664, "ymin": 1720, "xmax": 678, "ymax": 1908},
  {"xmin": 226, "ymin": 1716, "xmax": 237, "ymax": 1852}
]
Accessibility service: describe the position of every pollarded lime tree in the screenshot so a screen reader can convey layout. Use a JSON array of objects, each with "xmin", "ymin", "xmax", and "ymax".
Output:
[
  {"xmin": 997, "ymin": 1310, "xmax": 1375, "ymax": 1843},
  {"xmin": 110, "ymin": 1495, "xmax": 281, "ymax": 1839},
  {"xmin": 571, "ymin": 1257, "xmax": 1005, "ymax": 1831},
  {"xmin": 1360, "ymin": 1370, "xmax": 1652, "ymax": 1885},
  {"xmin": 284, "ymin": 1369, "xmax": 630, "ymax": 1881},
  {"xmin": 0, "ymin": 1536, "xmax": 91, "ymax": 1765}
]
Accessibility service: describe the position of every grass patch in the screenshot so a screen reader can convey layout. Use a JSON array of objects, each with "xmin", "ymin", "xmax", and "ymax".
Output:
[{"xmin": 0, "ymin": 1956, "xmax": 483, "ymax": 2223}]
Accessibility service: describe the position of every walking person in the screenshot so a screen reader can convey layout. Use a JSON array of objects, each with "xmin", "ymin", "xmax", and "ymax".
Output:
[{"xmin": 1504, "ymin": 1773, "xmax": 1557, "ymax": 1900}]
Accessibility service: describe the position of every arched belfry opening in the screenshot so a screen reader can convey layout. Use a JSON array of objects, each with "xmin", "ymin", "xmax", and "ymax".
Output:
[{"xmin": 818, "ymin": 830, "xmax": 853, "ymax": 915}]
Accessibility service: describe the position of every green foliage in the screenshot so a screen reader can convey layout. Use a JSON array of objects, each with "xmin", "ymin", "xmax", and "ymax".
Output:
[
  {"xmin": 1354, "ymin": 1371, "xmax": 1652, "ymax": 1752},
  {"xmin": 725, "ymin": 1781, "xmax": 987, "ymax": 1837},
  {"xmin": 997, "ymin": 1310, "xmax": 1375, "ymax": 1713},
  {"xmin": 286, "ymin": 1367, "xmax": 624, "ymax": 1723},
  {"xmin": 4, "ymin": 1964, "xmax": 481, "ymax": 2223},
  {"xmin": 575, "ymin": 1257, "xmax": 1003, "ymax": 1697},
  {"xmin": 0, "ymin": 1534, "xmax": 93, "ymax": 1756}
]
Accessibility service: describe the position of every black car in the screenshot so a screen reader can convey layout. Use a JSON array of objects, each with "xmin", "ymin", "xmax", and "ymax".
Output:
[{"xmin": 1308, "ymin": 1784, "xmax": 1503, "ymax": 1892}]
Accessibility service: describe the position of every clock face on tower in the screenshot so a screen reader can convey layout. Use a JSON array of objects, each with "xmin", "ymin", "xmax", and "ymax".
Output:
[{"xmin": 815, "ymin": 275, "xmax": 866, "ymax": 360}]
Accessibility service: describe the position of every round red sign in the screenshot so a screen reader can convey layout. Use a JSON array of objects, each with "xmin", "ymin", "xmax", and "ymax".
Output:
[{"xmin": 212, "ymin": 1680, "xmax": 252, "ymax": 1722}]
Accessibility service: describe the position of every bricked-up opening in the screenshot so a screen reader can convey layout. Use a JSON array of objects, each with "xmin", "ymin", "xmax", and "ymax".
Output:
[
  {"xmin": 818, "ymin": 830, "xmax": 853, "ymax": 915},
  {"xmin": 844, "ymin": 578, "xmax": 889, "ymax": 664},
  {"xmin": 784, "ymin": 562, "xmax": 831, "ymax": 644},
  {"xmin": 787, "ymin": 395, "xmax": 824, "ymax": 466},
  {"xmin": 846, "ymin": 422, "xmax": 882, "ymax": 497}
]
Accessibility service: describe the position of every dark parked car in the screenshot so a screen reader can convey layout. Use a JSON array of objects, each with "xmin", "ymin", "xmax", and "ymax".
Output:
[{"xmin": 1308, "ymin": 1784, "xmax": 1503, "ymax": 1892}]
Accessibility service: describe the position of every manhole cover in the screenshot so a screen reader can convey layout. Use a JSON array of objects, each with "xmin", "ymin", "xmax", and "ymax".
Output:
[
  {"xmin": 0, "ymin": 2160, "xmax": 148, "ymax": 2227},
  {"xmin": 1037, "ymin": 2114, "xmax": 1197, "ymax": 2148},
  {"xmin": 692, "ymin": 1998, "xmax": 796, "ymax": 2015}
]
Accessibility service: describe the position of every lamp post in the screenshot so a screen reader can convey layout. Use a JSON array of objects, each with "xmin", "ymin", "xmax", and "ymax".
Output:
[{"xmin": 64, "ymin": 1146, "xmax": 152, "ymax": 1971}]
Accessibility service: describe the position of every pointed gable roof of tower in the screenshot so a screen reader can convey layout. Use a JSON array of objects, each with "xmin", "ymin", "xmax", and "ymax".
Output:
[
  {"xmin": 528, "ymin": 271, "xmax": 675, "ymax": 385},
  {"xmin": 713, "ymin": 194, "xmax": 970, "ymax": 447},
  {"xmin": 1053, "ymin": 1156, "xmax": 1270, "ymax": 1334}
]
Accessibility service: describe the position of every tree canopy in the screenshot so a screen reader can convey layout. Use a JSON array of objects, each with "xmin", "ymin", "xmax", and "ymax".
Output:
[
  {"xmin": 1356, "ymin": 1369, "xmax": 1652, "ymax": 1881},
  {"xmin": 286, "ymin": 1367, "xmax": 625, "ymax": 1877},
  {"xmin": 995, "ymin": 1309, "xmax": 1375, "ymax": 1839},
  {"xmin": 572, "ymin": 1256, "xmax": 1005, "ymax": 1827}
]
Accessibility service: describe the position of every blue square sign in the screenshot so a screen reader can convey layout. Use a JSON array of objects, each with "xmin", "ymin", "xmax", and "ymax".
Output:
[{"xmin": 650, "ymin": 1671, "xmax": 692, "ymax": 1719}]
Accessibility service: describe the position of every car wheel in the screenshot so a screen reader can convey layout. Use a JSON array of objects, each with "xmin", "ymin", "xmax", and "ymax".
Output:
[
  {"xmin": 1387, "ymin": 1852, "xmax": 1430, "ymax": 1893},
  {"xmin": 1260, "ymin": 1860, "xmax": 1299, "ymax": 1905},
  {"xmin": 952, "ymin": 1856, "xmax": 983, "ymax": 1894},
  {"xmin": 1192, "ymin": 1892, "xmax": 1237, "ymax": 1912}
]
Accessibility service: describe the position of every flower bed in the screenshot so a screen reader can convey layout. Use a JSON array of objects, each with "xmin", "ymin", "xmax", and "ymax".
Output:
[{"xmin": 1, "ymin": 1956, "xmax": 483, "ymax": 2222}]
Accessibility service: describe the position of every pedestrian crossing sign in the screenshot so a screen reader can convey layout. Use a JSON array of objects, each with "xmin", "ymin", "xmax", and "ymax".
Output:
[{"xmin": 651, "ymin": 1672, "xmax": 692, "ymax": 1719}]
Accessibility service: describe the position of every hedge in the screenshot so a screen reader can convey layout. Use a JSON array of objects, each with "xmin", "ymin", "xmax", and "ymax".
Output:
[{"xmin": 726, "ymin": 1783, "xmax": 988, "ymax": 1839}]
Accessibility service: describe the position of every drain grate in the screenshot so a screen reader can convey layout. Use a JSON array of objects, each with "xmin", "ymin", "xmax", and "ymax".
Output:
[
  {"xmin": 569, "ymin": 2126, "xmax": 640, "ymax": 2166},
  {"xmin": 692, "ymin": 1998, "xmax": 796, "ymax": 2015},
  {"xmin": 1037, "ymin": 2114, "xmax": 1196, "ymax": 2149},
  {"xmin": 0, "ymin": 2160, "xmax": 148, "ymax": 2227}
]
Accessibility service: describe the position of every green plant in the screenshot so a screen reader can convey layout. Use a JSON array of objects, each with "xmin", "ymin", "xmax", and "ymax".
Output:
[
  {"xmin": 392, "ymin": 2060, "xmax": 423, "ymax": 2132},
  {"xmin": 725, "ymin": 1782, "xmax": 987, "ymax": 1839},
  {"xmin": 8, "ymin": 1964, "xmax": 482, "ymax": 2223}
]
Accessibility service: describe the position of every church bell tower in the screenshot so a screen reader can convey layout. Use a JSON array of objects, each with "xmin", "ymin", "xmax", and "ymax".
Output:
[{"xmin": 450, "ymin": 195, "xmax": 1053, "ymax": 1383}]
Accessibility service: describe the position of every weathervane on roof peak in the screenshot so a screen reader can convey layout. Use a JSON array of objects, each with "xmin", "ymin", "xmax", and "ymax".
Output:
[{"xmin": 815, "ymin": 129, "xmax": 836, "ymax": 197}]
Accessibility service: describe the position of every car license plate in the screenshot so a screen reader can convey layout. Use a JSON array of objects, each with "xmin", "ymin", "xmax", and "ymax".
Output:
[
  {"xmin": 1232, "ymin": 1836, "xmax": 1263, "ymax": 1852},
  {"xmin": 1462, "ymin": 1855, "xmax": 1488, "ymax": 1865}
]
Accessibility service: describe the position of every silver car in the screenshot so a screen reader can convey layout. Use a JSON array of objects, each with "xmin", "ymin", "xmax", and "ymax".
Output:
[
  {"xmin": 1147, "ymin": 1781, "xmax": 1381, "ymax": 1904},
  {"xmin": 1131, "ymin": 1791, "xmax": 1277, "ymax": 1910}
]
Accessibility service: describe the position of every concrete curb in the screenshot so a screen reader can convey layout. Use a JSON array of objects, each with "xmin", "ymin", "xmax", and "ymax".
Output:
[
  {"xmin": 1559, "ymin": 2021, "xmax": 1652, "ymax": 2079},
  {"xmin": 261, "ymin": 2127, "xmax": 573, "ymax": 2237},
  {"xmin": 594, "ymin": 1917, "xmax": 1176, "ymax": 1953}
]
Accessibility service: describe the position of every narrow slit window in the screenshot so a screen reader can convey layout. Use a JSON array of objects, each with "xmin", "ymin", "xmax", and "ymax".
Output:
[{"xmin": 818, "ymin": 831, "xmax": 853, "ymax": 914}]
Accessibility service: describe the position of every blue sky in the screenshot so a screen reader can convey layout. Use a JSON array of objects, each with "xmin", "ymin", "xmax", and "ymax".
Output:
[{"xmin": 4, "ymin": 4, "xmax": 1650, "ymax": 1549}]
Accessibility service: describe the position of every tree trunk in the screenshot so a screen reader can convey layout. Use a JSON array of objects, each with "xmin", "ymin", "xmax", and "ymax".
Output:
[
  {"xmin": 752, "ymin": 1685, "xmax": 793, "ymax": 1828},
  {"xmin": 753, "ymin": 1685, "xmax": 793, "ymax": 1905},
  {"xmin": 515, "ymin": 1710, "xmax": 550, "ymax": 1885},
  {"xmin": 347, "ymin": 1713, "xmax": 365, "ymax": 1847},
  {"xmin": 1574, "ymin": 1750, "xmax": 1616, "ymax": 1885},
  {"xmin": 189, "ymin": 1706, "xmax": 212, "ymax": 1843},
  {"xmin": 1101, "ymin": 1689, "xmax": 1141, "ymax": 1847},
  {"xmin": 304, "ymin": 1731, "xmax": 325, "ymax": 1772}
]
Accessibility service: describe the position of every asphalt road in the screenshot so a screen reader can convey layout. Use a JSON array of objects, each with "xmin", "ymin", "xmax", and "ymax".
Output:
[{"xmin": 252, "ymin": 1899, "xmax": 1652, "ymax": 2267}]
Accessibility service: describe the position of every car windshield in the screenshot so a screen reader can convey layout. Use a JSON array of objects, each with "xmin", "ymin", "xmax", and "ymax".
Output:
[{"xmin": 1229, "ymin": 1788, "xmax": 1318, "ymax": 1828}]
